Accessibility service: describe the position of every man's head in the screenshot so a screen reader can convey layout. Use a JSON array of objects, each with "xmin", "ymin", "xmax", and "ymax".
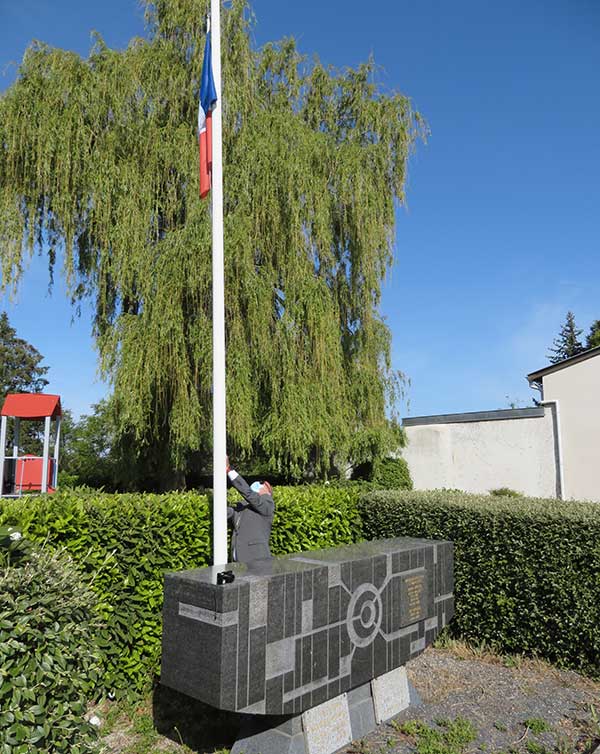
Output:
[{"xmin": 250, "ymin": 480, "xmax": 273, "ymax": 496}]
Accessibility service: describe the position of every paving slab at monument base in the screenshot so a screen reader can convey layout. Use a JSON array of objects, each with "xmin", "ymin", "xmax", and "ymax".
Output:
[{"xmin": 230, "ymin": 666, "xmax": 420, "ymax": 754}]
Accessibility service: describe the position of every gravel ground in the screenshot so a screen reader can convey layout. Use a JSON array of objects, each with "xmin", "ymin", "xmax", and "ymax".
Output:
[{"xmin": 338, "ymin": 646, "xmax": 600, "ymax": 754}]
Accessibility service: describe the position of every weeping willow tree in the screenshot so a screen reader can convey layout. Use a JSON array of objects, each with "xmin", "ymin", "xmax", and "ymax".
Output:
[{"xmin": 0, "ymin": 0, "xmax": 425, "ymax": 482}]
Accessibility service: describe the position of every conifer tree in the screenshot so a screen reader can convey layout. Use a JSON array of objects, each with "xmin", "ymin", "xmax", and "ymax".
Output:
[
  {"xmin": 585, "ymin": 320, "xmax": 600, "ymax": 350},
  {"xmin": 0, "ymin": 313, "xmax": 48, "ymax": 398},
  {"xmin": 0, "ymin": 0, "xmax": 424, "ymax": 479},
  {"xmin": 547, "ymin": 311, "xmax": 585, "ymax": 364},
  {"xmin": 0, "ymin": 312, "xmax": 49, "ymax": 453}
]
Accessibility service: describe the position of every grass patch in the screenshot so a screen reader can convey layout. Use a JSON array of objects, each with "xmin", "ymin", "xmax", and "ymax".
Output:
[
  {"xmin": 397, "ymin": 717, "xmax": 477, "ymax": 754},
  {"xmin": 525, "ymin": 742, "xmax": 549, "ymax": 754},
  {"xmin": 523, "ymin": 718, "xmax": 550, "ymax": 736}
]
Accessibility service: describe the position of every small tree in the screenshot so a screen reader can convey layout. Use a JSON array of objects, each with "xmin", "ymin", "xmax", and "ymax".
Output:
[
  {"xmin": 547, "ymin": 311, "xmax": 585, "ymax": 364},
  {"xmin": 585, "ymin": 319, "xmax": 600, "ymax": 350},
  {"xmin": 0, "ymin": 312, "xmax": 48, "ymax": 397},
  {"xmin": 59, "ymin": 400, "xmax": 122, "ymax": 489},
  {"xmin": 0, "ymin": 312, "xmax": 50, "ymax": 454}
]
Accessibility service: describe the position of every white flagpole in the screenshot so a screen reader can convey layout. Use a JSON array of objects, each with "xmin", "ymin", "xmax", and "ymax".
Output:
[{"xmin": 210, "ymin": 0, "xmax": 228, "ymax": 566}]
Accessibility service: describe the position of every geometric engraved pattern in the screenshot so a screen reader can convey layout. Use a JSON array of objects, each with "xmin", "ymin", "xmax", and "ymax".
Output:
[
  {"xmin": 161, "ymin": 537, "xmax": 454, "ymax": 716},
  {"xmin": 346, "ymin": 583, "xmax": 383, "ymax": 648}
]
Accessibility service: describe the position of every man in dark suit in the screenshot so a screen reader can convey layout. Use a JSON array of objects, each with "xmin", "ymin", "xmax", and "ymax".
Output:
[{"xmin": 226, "ymin": 457, "xmax": 274, "ymax": 563}]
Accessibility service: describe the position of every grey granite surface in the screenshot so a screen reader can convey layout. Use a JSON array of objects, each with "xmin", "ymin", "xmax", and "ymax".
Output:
[{"xmin": 161, "ymin": 537, "xmax": 454, "ymax": 715}]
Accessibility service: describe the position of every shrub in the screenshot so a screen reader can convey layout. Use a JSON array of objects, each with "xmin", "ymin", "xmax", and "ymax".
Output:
[
  {"xmin": 489, "ymin": 487, "xmax": 522, "ymax": 497},
  {"xmin": 0, "ymin": 483, "xmax": 363, "ymax": 694},
  {"xmin": 1, "ymin": 489, "xmax": 212, "ymax": 695},
  {"xmin": 0, "ymin": 546, "xmax": 102, "ymax": 753},
  {"xmin": 358, "ymin": 489, "xmax": 600, "ymax": 676},
  {"xmin": 371, "ymin": 456, "xmax": 412, "ymax": 490}
]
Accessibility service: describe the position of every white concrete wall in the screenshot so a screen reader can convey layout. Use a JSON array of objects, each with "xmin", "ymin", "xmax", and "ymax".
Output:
[
  {"xmin": 402, "ymin": 411, "xmax": 558, "ymax": 497},
  {"xmin": 542, "ymin": 356, "xmax": 600, "ymax": 502}
]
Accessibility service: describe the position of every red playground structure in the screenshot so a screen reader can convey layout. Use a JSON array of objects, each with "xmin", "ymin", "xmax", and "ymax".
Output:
[{"xmin": 0, "ymin": 393, "xmax": 62, "ymax": 496}]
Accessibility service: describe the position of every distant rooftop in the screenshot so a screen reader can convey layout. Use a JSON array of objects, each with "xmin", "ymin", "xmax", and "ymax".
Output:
[
  {"xmin": 527, "ymin": 346, "xmax": 600, "ymax": 384},
  {"xmin": 403, "ymin": 407, "xmax": 544, "ymax": 427}
]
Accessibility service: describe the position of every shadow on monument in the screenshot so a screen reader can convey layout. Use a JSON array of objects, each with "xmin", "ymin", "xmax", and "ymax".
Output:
[{"xmin": 152, "ymin": 682, "xmax": 295, "ymax": 753}]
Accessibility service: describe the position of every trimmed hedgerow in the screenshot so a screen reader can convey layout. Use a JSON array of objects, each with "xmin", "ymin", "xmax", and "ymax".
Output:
[
  {"xmin": 0, "ymin": 546, "xmax": 102, "ymax": 753},
  {"xmin": 0, "ymin": 484, "xmax": 363, "ymax": 694},
  {"xmin": 5, "ymin": 482, "xmax": 596, "ymax": 699},
  {"xmin": 358, "ymin": 489, "xmax": 600, "ymax": 677}
]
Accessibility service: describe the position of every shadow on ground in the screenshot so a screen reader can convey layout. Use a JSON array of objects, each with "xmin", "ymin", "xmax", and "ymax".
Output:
[
  {"xmin": 153, "ymin": 683, "xmax": 294, "ymax": 754},
  {"xmin": 153, "ymin": 683, "xmax": 238, "ymax": 752}
]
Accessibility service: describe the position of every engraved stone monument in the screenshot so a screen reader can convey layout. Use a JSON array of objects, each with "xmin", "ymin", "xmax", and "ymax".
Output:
[{"xmin": 161, "ymin": 537, "xmax": 454, "ymax": 754}]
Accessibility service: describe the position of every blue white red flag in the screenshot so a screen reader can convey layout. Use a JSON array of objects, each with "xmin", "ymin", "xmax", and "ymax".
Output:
[{"xmin": 198, "ymin": 31, "xmax": 217, "ymax": 198}]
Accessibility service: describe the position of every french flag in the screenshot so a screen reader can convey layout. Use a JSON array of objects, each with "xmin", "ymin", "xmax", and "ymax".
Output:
[{"xmin": 198, "ymin": 31, "xmax": 217, "ymax": 199}]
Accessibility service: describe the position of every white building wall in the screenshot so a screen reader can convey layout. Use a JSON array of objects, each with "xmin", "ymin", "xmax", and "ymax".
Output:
[
  {"xmin": 402, "ymin": 410, "xmax": 557, "ymax": 498},
  {"xmin": 541, "ymin": 356, "xmax": 600, "ymax": 502}
]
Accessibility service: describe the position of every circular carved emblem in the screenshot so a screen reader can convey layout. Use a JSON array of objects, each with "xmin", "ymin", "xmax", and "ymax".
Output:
[{"xmin": 346, "ymin": 583, "xmax": 383, "ymax": 648}]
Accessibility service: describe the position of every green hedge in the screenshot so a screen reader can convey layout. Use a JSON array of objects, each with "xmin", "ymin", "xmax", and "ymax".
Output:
[
  {"xmin": 371, "ymin": 457, "xmax": 412, "ymax": 490},
  {"xmin": 3, "ymin": 483, "xmax": 597, "ymax": 698},
  {"xmin": 0, "ymin": 484, "xmax": 363, "ymax": 694},
  {"xmin": 359, "ymin": 489, "xmax": 600, "ymax": 676},
  {"xmin": 0, "ymin": 547, "xmax": 102, "ymax": 753}
]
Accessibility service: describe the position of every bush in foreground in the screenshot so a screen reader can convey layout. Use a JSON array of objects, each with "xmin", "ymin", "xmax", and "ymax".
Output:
[
  {"xmin": 359, "ymin": 489, "xmax": 600, "ymax": 676},
  {"xmin": 0, "ymin": 546, "xmax": 102, "ymax": 753}
]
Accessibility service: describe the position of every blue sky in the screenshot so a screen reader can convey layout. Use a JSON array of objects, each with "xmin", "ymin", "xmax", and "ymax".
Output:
[{"xmin": 1, "ymin": 0, "xmax": 599, "ymax": 419}]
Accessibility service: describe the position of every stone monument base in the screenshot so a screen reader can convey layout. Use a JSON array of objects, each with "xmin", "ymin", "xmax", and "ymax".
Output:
[{"xmin": 231, "ymin": 666, "xmax": 420, "ymax": 754}]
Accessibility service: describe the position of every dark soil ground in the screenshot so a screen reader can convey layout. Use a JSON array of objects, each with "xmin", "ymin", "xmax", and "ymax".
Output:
[{"xmin": 98, "ymin": 642, "xmax": 600, "ymax": 754}]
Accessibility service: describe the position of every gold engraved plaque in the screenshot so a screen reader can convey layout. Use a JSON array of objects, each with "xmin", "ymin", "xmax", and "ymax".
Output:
[{"xmin": 399, "ymin": 570, "xmax": 428, "ymax": 626}]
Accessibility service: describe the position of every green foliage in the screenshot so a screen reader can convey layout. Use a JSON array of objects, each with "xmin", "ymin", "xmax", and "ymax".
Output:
[
  {"xmin": 59, "ymin": 399, "xmax": 188, "ymax": 492},
  {"xmin": 0, "ymin": 524, "xmax": 30, "ymax": 566},
  {"xmin": 0, "ymin": 489, "xmax": 212, "ymax": 694},
  {"xmin": 0, "ymin": 483, "xmax": 364, "ymax": 693},
  {"xmin": 523, "ymin": 718, "xmax": 550, "ymax": 735},
  {"xmin": 525, "ymin": 741, "xmax": 549, "ymax": 754},
  {"xmin": 586, "ymin": 320, "xmax": 600, "ymax": 350},
  {"xmin": 267, "ymin": 483, "xmax": 363, "ymax": 554},
  {"xmin": 371, "ymin": 456, "xmax": 412, "ymax": 490},
  {"xmin": 0, "ymin": 0, "xmax": 423, "ymax": 479},
  {"xmin": 0, "ymin": 311, "xmax": 48, "ymax": 398},
  {"xmin": 59, "ymin": 400, "xmax": 122, "ymax": 490},
  {"xmin": 547, "ymin": 311, "xmax": 584, "ymax": 364},
  {"xmin": 0, "ymin": 311, "xmax": 49, "ymax": 456},
  {"xmin": 359, "ymin": 489, "xmax": 600, "ymax": 676},
  {"xmin": 398, "ymin": 717, "xmax": 477, "ymax": 754},
  {"xmin": 0, "ymin": 546, "xmax": 102, "ymax": 753},
  {"xmin": 489, "ymin": 488, "xmax": 522, "ymax": 497}
]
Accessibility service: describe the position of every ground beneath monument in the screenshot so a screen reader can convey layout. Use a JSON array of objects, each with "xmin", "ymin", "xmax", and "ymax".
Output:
[
  {"xmin": 341, "ymin": 643, "xmax": 600, "ymax": 754},
  {"xmin": 98, "ymin": 643, "xmax": 600, "ymax": 754}
]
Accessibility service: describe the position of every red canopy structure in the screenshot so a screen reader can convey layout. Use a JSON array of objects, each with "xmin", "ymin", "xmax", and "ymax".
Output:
[
  {"xmin": 1, "ymin": 393, "xmax": 61, "ymax": 420},
  {"xmin": 0, "ymin": 393, "xmax": 62, "ymax": 496}
]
